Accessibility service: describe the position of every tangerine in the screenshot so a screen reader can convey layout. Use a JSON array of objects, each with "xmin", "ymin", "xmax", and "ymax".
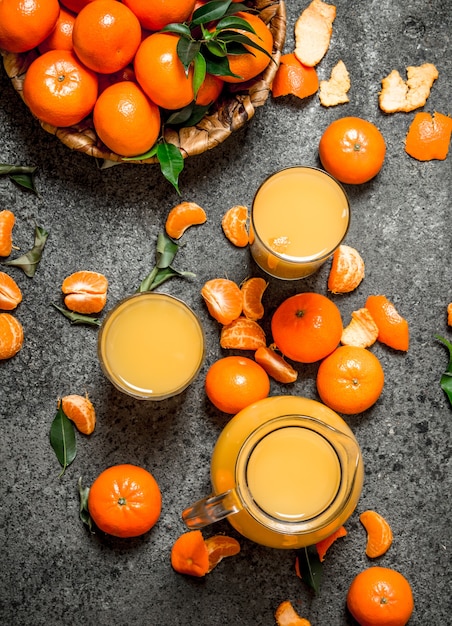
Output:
[
  {"xmin": 72, "ymin": 0, "xmax": 142, "ymax": 74},
  {"xmin": 62, "ymin": 270, "xmax": 108, "ymax": 314},
  {"xmin": 241, "ymin": 276, "xmax": 267, "ymax": 321},
  {"xmin": 165, "ymin": 201, "xmax": 207, "ymax": 239},
  {"xmin": 319, "ymin": 116, "xmax": 386, "ymax": 184},
  {"xmin": 0, "ymin": 0, "xmax": 60, "ymax": 53},
  {"xmin": 61, "ymin": 393, "xmax": 96, "ymax": 435},
  {"xmin": 220, "ymin": 316, "xmax": 266, "ymax": 350},
  {"xmin": 359, "ymin": 510, "xmax": 393, "ymax": 559},
  {"xmin": 134, "ymin": 32, "xmax": 194, "ymax": 110},
  {"xmin": 205, "ymin": 535, "xmax": 241, "ymax": 573},
  {"xmin": 316, "ymin": 345, "xmax": 384, "ymax": 415},
  {"xmin": 195, "ymin": 73, "xmax": 224, "ymax": 106},
  {"xmin": 123, "ymin": 0, "xmax": 196, "ymax": 31},
  {"xmin": 201, "ymin": 278, "xmax": 243, "ymax": 325},
  {"xmin": 0, "ymin": 312, "xmax": 23, "ymax": 360},
  {"xmin": 93, "ymin": 81, "xmax": 161, "ymax": 157},
  {"xmin": 171, "ymin": 530, "xmax": 209, "ymax": 577},
  {"xmin": 38, "ymin": 7, "xmax": 75, "ymax": 54},
  {"xmin": 220, "ymin": 12, "xmax": 274, "ymax": 84},
  {"xmin": 347, "ymin": 566, "xmax": 414, "ymax": 626},
  {"xmin": 205, "ymin": 355, "xmax": 270, "ymax": 414},
  {"xmin": 0, "ymin": 210, "xmax": 15, "ymax": 257},
  {"xmin": 254, "ymin": 345, "xmax": 298, "ymax": 383},
  {"xmin": 59, "ymin": 0, "xmax": 93, "ymax": 14},
  {"xmin": 221, "ymin": 205, "xmax": 249, "ymax": 247},
  {"xmin": 271, "ymin": 52, "xmax": 319, "ymax": 99},
  {"xmin": 23, "ymin": 50, "xmax": 98, "ymax": 128},
  {"xmin": 88, "ymin": 464, "xmax": 162, "ymax": 538},
  {"xmin": 405, "ymin": 111, "xmax": 452, "ymax": 161},
  {"xmin": 0, "ymin": 271, "xmax": 22, "ymax": 311},
  {"xmin": 271, "ymin": 292, "xmax": 343, "ymax": 363}
]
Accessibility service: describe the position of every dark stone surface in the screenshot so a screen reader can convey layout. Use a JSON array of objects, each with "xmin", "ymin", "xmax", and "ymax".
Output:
[{"xmin": 1, "ymin": 1, "xmax": 451, "ymax": 624}]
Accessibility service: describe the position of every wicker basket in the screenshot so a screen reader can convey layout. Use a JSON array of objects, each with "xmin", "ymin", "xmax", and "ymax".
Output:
[{"xmin": 1, "ymin": 0, "xmax": 286, "ymax": 164}]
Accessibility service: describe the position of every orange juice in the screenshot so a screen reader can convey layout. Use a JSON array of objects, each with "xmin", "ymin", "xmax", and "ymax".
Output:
[
  {"xmin": 250, "ymin": 166, "xmax": 350, "ymax": 279},
  {"xmin": 209, "ymin": 396, "xmax": 363, "ymax": 548},
  {"xmin": 98, "ymin": 293, "xmax": 204, "ymax": 400}
]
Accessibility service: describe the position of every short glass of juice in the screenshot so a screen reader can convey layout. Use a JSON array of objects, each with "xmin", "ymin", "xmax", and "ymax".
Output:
[
  {"xmin": 250, "ymin": 166, "xmax": 350, "ymax": 280},
  {"xmin": 98, "ymin": 292, "xmax": 205, "ymax": 400}
]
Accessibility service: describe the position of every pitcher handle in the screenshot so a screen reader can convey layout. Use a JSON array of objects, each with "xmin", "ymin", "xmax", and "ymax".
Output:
[{"xmin": 182, "ymin": 489, "xmax": 241, "ymax": 529}]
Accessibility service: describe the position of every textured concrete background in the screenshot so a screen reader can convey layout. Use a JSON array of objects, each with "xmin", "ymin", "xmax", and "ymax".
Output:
[{"xmin": 1, "ymin": 0, "xmax": 451, "ymax": 624}]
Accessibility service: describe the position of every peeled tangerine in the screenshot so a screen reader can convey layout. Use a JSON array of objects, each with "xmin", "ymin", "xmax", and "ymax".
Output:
[
  {"xmin": 341, "ymin": 308, "xmax": 379, "ymax": 349},
  {"xmin": 328, "ymin": 244, "xmax": 365, "ymax": 294},
  {"xmin": 61, "ymin": 270, "xmax": 108, "ymax": 314},
  {"xmin": 0, "ymin": 313, "xmax": 23, "ymax": 360},
  {"xmin": 275, "ymin": 600, "xmax": 311, "ymax": 626}
]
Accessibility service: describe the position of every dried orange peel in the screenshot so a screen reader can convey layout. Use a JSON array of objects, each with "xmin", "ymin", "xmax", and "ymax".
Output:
[
  {"xmin": 328, "ymin": 244, "xmax": 365, "ymax": 294},
  {"xmin": 316, "ymin": 524, "xmax": 347, "ymax": 561},
  {"xmin": 275, "ymin": 600, "xmax": 311, "ymax": 626},
  {"xmin": 221, "ymin": 205, "xmax": 249, "ymax": 247},
  {"xmin": 294, "ymin": 0, "xmax": 336, "ymax": 67},
  {"xmin": 319, "ymin": 60, "xmax": 350, "ymax": 107},
  {"xmin": 272, "ymin": 53, "xmax": 319, "ymax": 99},
  {"xmin": 405, "ymin": 111, "xmax": 452, "ymax": 161},
  {"xmin": 220, "ymin": 316, "xmax": 266, "ymax": 350},
  {"xmin": 205, "ymin": 535, "xmax": 240, "ymax": 573},
  {"xmin": 379, "ymin": 62, "xmax": 439, "ymax": 113},
  {"xmin": 61, "ymin": 393, "xmax": 96, "ymax": 435},
  {"xmin": 0, "ymin": 271, "xmax": 22, "ymax": 311},
  {"xmin": 359, "ymin": 510, "xmax": 393, "ymax": 558},
  {"xmin": 341, "ymin": 308, "xmax": 379, "ymax": 349},
  {"xmin": 165, "ymin": 201, "xmax": 207, "ymax": 239}
]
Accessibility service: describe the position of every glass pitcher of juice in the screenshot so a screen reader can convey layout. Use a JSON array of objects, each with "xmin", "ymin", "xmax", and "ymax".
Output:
[{"xmin": 182, "ymin": 396, "xmax": 364, "ymax": 549}]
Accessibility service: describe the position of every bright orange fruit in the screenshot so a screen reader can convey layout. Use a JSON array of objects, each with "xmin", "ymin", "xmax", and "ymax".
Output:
[
  {"xmin": 171, "ymin": 530, "xmax": 209, "ymax": 577},
  {"xmin": 241, "ymin": 276, "xmax": 267, "ymax": 321},
  {"xmin": 0, "ymin": 312, "xmax": 24, "ymax": 360},
  {"xmin": 0, "ymin": 271, "xmax": 22, "ymax": 311},
  {"xmin": 359, "ymin": 510, "xmax": 393, "ymax": 558},
  {"xmin": 165, "ymin": 202, "xmax": 207, "ymax": 239},
  {"xmin": 221, "ymin": 205, "xmax": 249, "ymax": 247},
  {"xmin": 0, "ymin": 210, "xmax": 15, "ymax": 257},
  {"xmin": 0, "ymin": 0, "xmax": 60, "ymax": 53},
  {"xmin": 220, "ymin": 316, "xmax": 266, "ymax": 350},
  {"xmin": 201, "ymin": 278, "xmax": 242, "ymax": 325},
  {"xmin": 365, "ymin": 295, "xmax": 409, "ymax": 351},
  {"xmin": 405, "ymin": 111, "xmax": 452, "ymax": 161},
  {"xmin": 254, "ymin": 345, "xmax": 298, "ymax": 383},
  {"xmin": 61, "ymin": 270, "xmax": 108, "ymax": 314},
  {"xmin": 328, "ymin": 244, "xmax": 365, "ymax": 294},
  {"xmin": 205, "ymin": 535, "xmax": 241, "ymax": 573},
  {"xmin": 275, "ymin": 600, "xmax": 311, "ymax": 626},
  {"xmin": 61, "ymin": 394, "xmax": 96, "ymax": 435},
  {"xmin": 272, "ymin": 52, "xmax": 319, "ymax": 99}
]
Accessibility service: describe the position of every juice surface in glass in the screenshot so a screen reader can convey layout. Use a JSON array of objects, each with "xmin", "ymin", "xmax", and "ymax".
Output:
[
  {"xmin": 210, "ymin": 396, "xmax": 363, "ymax": 548},
  {"xmin": 98, "ymin": 293, "xmax": 204, "ymax": 400},
  {"xmin": 250, "ymin": 166, "xmax": 350, "ymax": 279}
]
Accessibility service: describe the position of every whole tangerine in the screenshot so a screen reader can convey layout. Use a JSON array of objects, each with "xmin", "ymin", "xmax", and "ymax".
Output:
[
  {"xmin": 23, "ymin": 50, "xmax": 98, "ymax": 128},
  {"xmin": 93, "ymin": 81, "xmax": 161, "ymax": 157},
  {"xmin": 319, "ymin": 117, "xmax": 386, "ymax": 184},
  {"xmin": 72, "ymin": 0, "xmax": 142, "ymax": 74},
  {"xmin": 134, "ymin": 32, "xmax": 194, "ymax": 110},
  {"xmin": 316, "ymin": 345, "xmax": 384, "ymax": 415},
  {"xmin": 205, "ymin": 355, "xmax": 270, "ymax": 414},
  {"xmin": 0, "ymin": 0, "xmax": 60, "ymax": 53},
  {"xmin": 271, "ymin": 292, "xmax": 343, "ymax": 363},
  {"xmin": 347, "ymin": 566, "xmax": 414, "ymax": 626},
  {"xmin": 122, "ymin": 0, "xmax": 196, "ymax": 31},
  {"xmin": 88, "ymin": 464, "xmax": 162, "ymax": 538}
]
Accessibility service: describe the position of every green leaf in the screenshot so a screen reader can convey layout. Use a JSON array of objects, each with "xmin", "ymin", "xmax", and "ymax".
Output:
[
  {"xmin": 166, "ymin": 103, "xmax": 196, "ymax": 126},
  {"xmin": 435, "ymin": 335, "xmax": 452, "ymax": 407},
  {"xmin": 50, "ymin": 404, "xmax": 77, "ymax": 477},
  {"xmin": 177, "ymin": 37, "xmax": 202, "ymax": 72},
  {"xmin": 156, "ymin": 231, "xmax": 180, "ymax": 268},
  {"xmin": 179, "ymin": 104, "xmax": 211, "ymax": 127},
  {"xmin": 193, "ymin": 51, "xmax": 207, "ymax": 97},
  {"xmin": 156, "ymin": 142, "xmax": 184, "ymax": 194},
  {"xmin": 4, "ymin": 225, "xmax": 49, "ymax": 277},
  {"xmin": 0, "ymin": 164, "xmax": 38, "ymax": 193},
  {"xmin": 220, "ymin": 30, "xmax": 273, "ymax": 60},
  {"xmin": 121, "ymin": 144, "xmax": 158, "ymax": 162},
  {"xmin": 78, "ymin": 477, "xmax": 94, "ymax": 532},
  {"xmin": 137, "ymin": 232, "xmax": 195, "ymax": 292},
  {"xmin": 191, "ymin": 0, "xmax": 233, "ymax": 25},
  {"xmin": 215, "ymin": 15, "xmax": 256, "ymax": 32},
  {"xmin": 204, "ymin": 52, "xmax": 239, "ymax": 78},
  {"xmin": 147, "ymin": 266, "xmax": 196, "ymax": 290},
  {"xmin": 295, "ymin": 545, "xmax": 323, "ymax": 594},
  {"xmin": 205, "ymin": 39, "xmax": 228, "ymax": 57},
  {"xmin": 161, "ymin": 22, "xmax": 192, "ymax": 37},
  {"xmin": 52, "ymin": 303, "xmax": 102, "ymax": 327}
]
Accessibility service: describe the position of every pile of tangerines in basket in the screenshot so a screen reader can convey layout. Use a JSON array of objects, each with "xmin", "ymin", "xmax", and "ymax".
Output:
[{"xmin": 0, "ymin": 0, "xmax": 274, "ymax": 160}]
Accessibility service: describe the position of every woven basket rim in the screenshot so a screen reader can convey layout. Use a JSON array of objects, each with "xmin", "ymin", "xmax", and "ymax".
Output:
[{"xmin": 1, "ymin": 0, "xmax": 286, "ymax": 165}]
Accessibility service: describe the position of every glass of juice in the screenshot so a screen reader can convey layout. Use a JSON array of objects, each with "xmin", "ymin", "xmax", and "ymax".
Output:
[
  {"xmin": 250, "ymin": 166, "xmax": 350, "ymax": 280},
  {"xmin": 98, "ymin": 293, "xmax": 204, "ymax": 400},
  {"xmin": 182, "ymin": 395, "xmax": 364, "ymax": 549}
]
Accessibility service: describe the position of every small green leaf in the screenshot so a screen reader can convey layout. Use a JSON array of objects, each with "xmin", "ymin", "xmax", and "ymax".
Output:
[
  {"xmin": 50, "ymin": 404, "xmax": 77, "ymax": 477},
  {"xmin": 137, "ymin": 232, "xmax": 195, "ymax": 292},
  {"xmin": 193, "ymin": 51, "xmax": 207, "ymax": 97},
  {"xmin": 435, "ymin": 335, "xmax": 452, "ymax": 407},
  {"xmin": 156, "ymin": 231, "xmax": 180, "ymax": 268},
  {"xmin": 296, "ymin": 545, "xmax": 323, "ymax": 594},
  {"xmin": 220, "ymin": 30, "xmax": 273, "ymax": 60},
  {"xmin": 122, "ymin": 144, "xmax": 158, "ymax": 162},
  {"xmin": 191, "ymin": 0, "xmax": 233, "ymax": 25},
  {"xmin": 161, "ymin": 22, "xmax": 192, "ymax": 37},
  {"xmin": 205, "ymin": 39, "xmax": 228, "ymax": 57},
  {"xmin": 215, "ymin": 15, "xmax": 256, "ymax": 32},
  {"xmin": 0, "ymin": 164, "xmax": 38, "ymax": 193},
  {"xmin": 147, "ymin": 266, "xmax": 196, "ymax": 290},
  {"xmin": 52, "ymin": 303, "xmax": 102, "ymax": 326},
  {"xmin": 204, "ymin": 52, "xmax": 239, "ymax": 78},
  {"xmin": 177, "ymin": 37, "xmax": 202, "ymax": 72},
  {"xmin": 166, "ymin": 103, "xmax": 196, "ymax": 126},
  {"xmin": 78, "ymin": 477, "xmax": 94, "ymax": 532},
  {"xmin": 156, "ymin": 142, "xmax": 184, "ymax": 194},
  {"xmin": 4, "ymin": 225, "xmax": 49, "ymax": 277},
  {"xmin": 178, "ymin": 104, "xmax": 211, "ymax": 127}
]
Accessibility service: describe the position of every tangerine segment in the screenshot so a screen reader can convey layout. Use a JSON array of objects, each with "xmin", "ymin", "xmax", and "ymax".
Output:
[
  {"xmin": 61, "ymin": 393, "xmax": 96, "ymax": 435},
  {"xmin": 0, "ymin": 210, "xmax": 15, "ymax": 257},
  {"xmin": 347, "ymin": 567, "xmax": 414, "ymax": 626},
  {"xmin": 220, "ymin": 317, "xmax": 266, "ymax": 351},
  {"xmin": 365, "ymin": 295, "xmax": 409, "ymax": 351},
  {"xmin": 165, "ymin": 202, "xmax": 207, "ymax": 239},
  {"xmin": 405, "ymin": 111, "xmax": 452, "ymax": 161},
  {"xmin": 62, "ymin": 270, "xmax": 108, "ymax": 314},
  {"xmin": 448, "ymin": 303, "xmax": 452, "ymax": 326},
  {"xmin": 316, "ymin": 345, "xmax": 384, "ymax": 415},
  {"xmin": 201, "ymin": 278, "xmax": 243, "ymax": 325},
  {"xmin": 0, "ymin": 272, "xmax": 22, "ymax": 311},
  {"xmin": 316, "ymin": 525, "xmax": 347, "ymax": 562},
  {"xmin": 359, "ymin": 510, "xmax": 393, "ymax": 558},
  {"xmin": 171, "ymin": 530, "xmax": 209, "ymax": 577},
  {"xmin": 0, "ymin": 313, "xmax": 24, "ymax": 360},
  {"xmin": 88, "ymin": 464, "xmax": 162, "ymax": 538},
  {"xmin": 271, "ymin": 292, "xmax": 343, "ymax": 363},
  {"xmin": 275, "ymin": 600, "xmax": 311, "ymax": 626},
  {"xmin": 328, "ymin": 244, "xmax": 365, "ymax": 294},
  {"xmin": 205, "ymin": 535, "xmax": 241, "ymax": 573},
  {"xmin": 222, "ymin": 205, "xmax": 249, "ymax": 247},
  {"xmin": 254, "ymin": 345, "xmax": 298, "ymax": 383},
  {"xmin": 272, "ymin": 53, "xmax": 319, "ymax": 99},
  {"xmin": 241, "ymin": 277, "xmax": 267, "ymax": 321},
  {"xmin": 341, "ymin": 308, "xmax": 379, "ymax": 349}
]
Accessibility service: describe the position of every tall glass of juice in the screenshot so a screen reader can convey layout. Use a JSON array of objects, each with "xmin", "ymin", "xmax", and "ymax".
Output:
[
  {"xmin": 182, "ymin": 396, "xmax": 364, "ymax": 549},
  {"xmin": 250, "ymin": 166, "xmax": 350, "ymax": 280},
  {"xmin": 98, "ymin": 293, "xmax": 204, "ymax": 400}
]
